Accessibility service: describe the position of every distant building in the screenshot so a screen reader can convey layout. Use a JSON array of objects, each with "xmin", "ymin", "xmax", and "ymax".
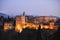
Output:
[
  {"xmin": 4, "ymin": 22, "xmax": 13, "ymax": 32},
  {"xmin": 49, "ymin": 21, "xmax": 54, "ymax": 29},
  {"xmin": 33, "ymin": 16, "xmax": 45, "ymax": 24},
  {"xmin": 52, "ymin": 16, "xmax": 57, "ymax": 22},
  {"xmin": 4, "ymin": 22, "xmax": 9, "ymax": 31},
  {"xmin": 38, "ymin": 16, "xmax": 45, "ymax": 23},
  {"xmin": 44, "ymin": 16, "xmax": 50, "ymax": 23}
]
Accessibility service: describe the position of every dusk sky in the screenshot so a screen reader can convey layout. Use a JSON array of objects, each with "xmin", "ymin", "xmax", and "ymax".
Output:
[{"xmin": 0, "ymin": 0, "xmax": 60, "ymax": 17}]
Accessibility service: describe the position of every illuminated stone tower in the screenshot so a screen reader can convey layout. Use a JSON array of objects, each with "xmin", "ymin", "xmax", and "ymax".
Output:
[
  {"xmin": 21, "ymin": 11, "xmax": 25, "ymax": 26},
  {"xmin": 15, "ymin": 16, "xmax": 22, "ymax": 33}
]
